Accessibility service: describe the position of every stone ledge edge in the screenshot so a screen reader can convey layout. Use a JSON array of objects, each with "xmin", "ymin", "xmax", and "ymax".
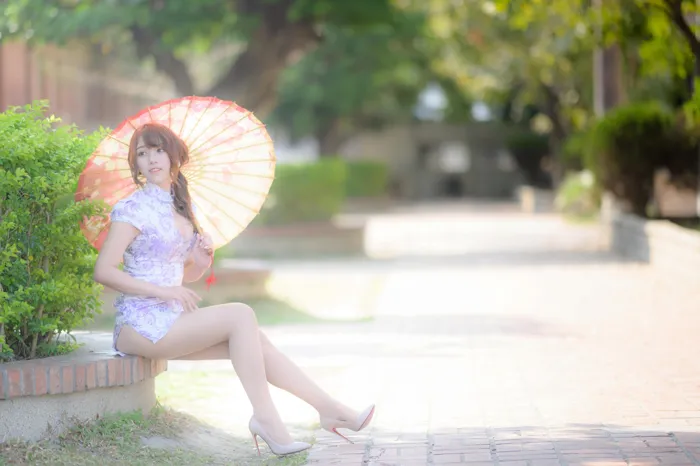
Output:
[{"xmin": 0, "ymin": 355, "xmax": 167, "ymax": 400}]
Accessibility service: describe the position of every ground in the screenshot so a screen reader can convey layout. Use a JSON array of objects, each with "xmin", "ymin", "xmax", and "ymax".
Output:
[
  {"xmin": 167, "ymin": 201, "xmax": 700, "ymax": 465},
  {"xmin": 6, "ymin": 200, "xmax": 699, "ymax": 465}
]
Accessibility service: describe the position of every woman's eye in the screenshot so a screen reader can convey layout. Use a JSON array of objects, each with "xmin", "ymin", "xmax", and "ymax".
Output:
[
  {"xmin": 157, "ymin": 148, "xmax": 164, "ymax": 153},
  {"xmin": 137, "ymin": 151, "xmax": 145, "ymax": 157}
]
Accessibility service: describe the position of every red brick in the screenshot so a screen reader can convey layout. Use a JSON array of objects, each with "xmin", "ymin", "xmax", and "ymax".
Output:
[
  {"xmin": 61, "ymin": 366, "xmax": 74, "ymax": 394},
  {"xmin": 48, "ymin": 366, "xmax": 61, "ymax": 394},
  {"xmin": 123, "ymin": 358, "xmax": 132, "ymax": 385},
  {"xmin": 23, "ymin": 366, "xmax": 34, "ymax": 396},
  {"xmin": 96, "ymin": 361, "xmax": 108, "ymax": 387},
  {"xmin": 7, "ymin": 368, "xmax": 22, "ymax": 398},
  {"xmin": 85, "ymin": 362, "xmax": 96, "ymax": 389},
  {"xmin": 34, "ymin": 366, "xmax": 48, "ymax": 395},
  {"xmin": 432, "ymin": 454, "xmax": 462, "ymax": 463},
  {"xmin": 137, "ymin": 357, "xmax": 145, "ymax": 380},
  {"xmin": 74, "ymin": 364, "xmax": 86, "ymax": 392},
  {"xmin": 108, "ymin": 359, "xmax": 123, "ymax": 386},
  {"xmin": 655, "ymin": 453, "xmax": 694, "ymax": 464},
  {"xmin": 130, "ymin": 358, "xmax": 138, "ymax": 382}
]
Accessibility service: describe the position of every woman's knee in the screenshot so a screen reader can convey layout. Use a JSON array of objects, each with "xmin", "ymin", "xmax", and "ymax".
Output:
[{"xmin": 222, "ymin": 302, "xmax": 257, "ymax": 329}]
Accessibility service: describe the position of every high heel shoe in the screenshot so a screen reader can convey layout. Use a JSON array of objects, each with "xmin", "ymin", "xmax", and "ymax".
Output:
[
  {"xmin": 319, "ymin": 404, "xmax": 375, "ymax": 443},
  {"xmin": 249, "ymin": 416, "xmax": 311, "ymax": 457}
]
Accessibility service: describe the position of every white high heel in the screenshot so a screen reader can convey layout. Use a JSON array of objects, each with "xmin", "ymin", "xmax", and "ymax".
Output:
[
  {"xmin": 319, "ymin": 404, "xmax": 376, "ymax": 443},
  {"xmin": 248, "ymin": 416, "xmax": 311, "ymax": 457}
]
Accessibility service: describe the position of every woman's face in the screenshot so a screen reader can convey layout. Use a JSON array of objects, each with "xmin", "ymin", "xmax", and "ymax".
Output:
[{"xmin": 135, "ymin": 137, "xmax": 172, "ymax": 187}]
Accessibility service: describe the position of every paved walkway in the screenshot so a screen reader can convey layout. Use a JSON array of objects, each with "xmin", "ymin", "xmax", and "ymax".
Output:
[{"xmin": 176, "ymin": 203, "xmax": 700, "ymax": 465}]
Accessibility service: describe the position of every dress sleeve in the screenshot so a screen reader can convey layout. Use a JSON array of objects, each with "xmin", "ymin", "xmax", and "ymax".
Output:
[{"xmin": 110, "ymin": 197, "xmax": 146, "ymax": 232}]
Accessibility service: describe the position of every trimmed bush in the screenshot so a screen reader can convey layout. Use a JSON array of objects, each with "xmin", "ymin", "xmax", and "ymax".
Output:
[
  {"xmin": 584, "ymin": 102, "xmax": 676, "ymax": 216},
  {"xmin": 254, "ymin": 158, "xmax": 347, "ymax": 226},
  {"xmin": 505, "ymin": 130, "xmax": 551, "ymax": 188},
  {"xmin": 344, "ymin": 160, "xmax": 389, "ymax": 198},
  {"xmin": 0, "ymin": 102, "xmax": 106, "ymax": 361}
]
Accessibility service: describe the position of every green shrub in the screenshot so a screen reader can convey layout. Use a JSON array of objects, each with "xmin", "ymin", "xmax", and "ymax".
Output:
[
  {"xmin": 254, "ymin": 158, "xmax": 347, "ymax": 226},
  {"xmin": 344, "ymin": 160, "xmax": 389, "ymax": 198},
  {"xmin": 562, "ymin": 129, "xmax": 592, "ymax": 171},
  {"xmin": 555, "ymin": 170, "xmax": 601, "ymax": 219},
  {"xmin": 0, "ymin": 101, "xmax": 106, "ymax": 361},
  {"xmin": 505, "ymin": 130, "xmax": 551, "ymax": 188},
  {"xmin": 584, "ymin": 102, "xmax": 674, "ymax": 216}
]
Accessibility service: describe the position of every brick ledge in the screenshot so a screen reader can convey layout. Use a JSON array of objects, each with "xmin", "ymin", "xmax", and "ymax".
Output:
[{"xmin": 0, "ymin": 353, "xmax": 167, "ymax": 400}]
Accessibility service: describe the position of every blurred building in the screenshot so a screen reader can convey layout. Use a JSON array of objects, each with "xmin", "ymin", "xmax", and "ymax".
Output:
[
  {"xmin": 339, "ymin": 122, "xmax": 523, "ymax": 200},
  {"xmin": 0, "ymin": 41, "xmax": 173, "ymax": 130}
]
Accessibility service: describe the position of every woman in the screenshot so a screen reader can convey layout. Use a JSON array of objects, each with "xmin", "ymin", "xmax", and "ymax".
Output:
[{"xmin": 93, "ymin": 123, "xmax": 374, "ymax": 456}]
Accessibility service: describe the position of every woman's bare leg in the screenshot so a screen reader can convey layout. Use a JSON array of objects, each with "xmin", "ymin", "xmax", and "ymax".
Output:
[
  {"xmin": 116, "ymin": 302, "xmax": 293, "ymax": 444},
  {"xmin": 175, "ymin": 331, "xmax": 357, "ymax": 420}
]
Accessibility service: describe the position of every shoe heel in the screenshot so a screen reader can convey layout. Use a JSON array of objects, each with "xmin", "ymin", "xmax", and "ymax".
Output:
[
  {"xmin": 331, "ymin": 428, "xmax": 354, "ymax": 444},
  {"xmin": 252, "ymin": 433, "xmax": 261, "ymax": 456}
]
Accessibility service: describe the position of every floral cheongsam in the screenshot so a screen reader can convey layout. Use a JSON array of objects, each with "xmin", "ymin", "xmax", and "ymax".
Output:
[{"xmin": 109, "ymin": 182, "xmax": 196, "ymax": 355}]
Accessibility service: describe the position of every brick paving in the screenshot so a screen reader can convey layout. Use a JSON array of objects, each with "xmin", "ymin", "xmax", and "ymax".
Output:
[
  {"xmin": 291, "ymin": 207, "xmax": 700, "ymax": 465},
  {"xmin": 167, "ymin": 204, "xmax": 700, "ymax": 465}
]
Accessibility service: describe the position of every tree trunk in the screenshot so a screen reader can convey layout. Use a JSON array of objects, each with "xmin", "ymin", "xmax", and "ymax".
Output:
[
  {"xmin": 207, "ymin": 23, "xmax": 319, "ymax": 116},
  {"xmin": 132, "ymin": 1, "xmax": 320, "ymax": 117},
  {"xmin": 317, "ymin": 118, "xmax": 347, "ymax": 156},
  {"xmin": 540, "ymin": 84, "xmax": 569, "ymax": 188},
  {"xmin": 592, "ymin": 0, "xmax": 625, "ymax": 116}
]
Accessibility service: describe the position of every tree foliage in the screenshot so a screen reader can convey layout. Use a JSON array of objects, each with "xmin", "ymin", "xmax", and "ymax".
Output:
[
  {"xmin": 0, "ymin": 0, "xmax": 398, "ymax": 115},
  {"xmin": 270, "ymin": 10, "xmax": 436, "ymax": 154}
]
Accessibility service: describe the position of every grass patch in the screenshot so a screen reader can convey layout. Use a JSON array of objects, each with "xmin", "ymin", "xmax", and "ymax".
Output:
[
  {"xmin": 672, "ymin": 218, "xmax": 700, "ymax": 232},
  {"xmin": 0, "ymin": 405, "xmax": 311, "ymax": 466},
  {"xmin": 562, "ymin": 212, "xmax": 600, "ymax": 224},
  {"xmin": 156, "ymin": 372, "xmax": 316, "ymax": 465},
  {"xmin": 0, "ymin": 406, "xmax": 214, "ymax": 466},
  {"xmin": 248, "ymin": 298, "xmax": 371, "ymax": 326}
]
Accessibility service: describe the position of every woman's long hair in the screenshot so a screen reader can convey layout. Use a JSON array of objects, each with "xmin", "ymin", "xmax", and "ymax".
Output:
[{"xmin": 127, "ymin": 123, "xmax": 201, "ymax": 235}]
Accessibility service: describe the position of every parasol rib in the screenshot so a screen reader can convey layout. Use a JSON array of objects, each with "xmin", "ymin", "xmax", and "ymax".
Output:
[
  {"xmin": 189, "ymin": 179, "xmax": 262, "ymax": 216},
  {"xmin": 188, "ymin": 157, "xmax": 275, "ymax": 168},
  {"xmin": 190, "ymin": 125, "xmax": 267, "ymax": 158},
  {"xmin": 184, "ymin": 100, "xmax": 239, "ymax": 150},
  {"xmin": 189, "ymin": 141, "xmax": 274, "ymax": 163},
  {"xmin": 106, "ymin": 134, "xmax": 129, "ymax": 147},
  {"xmin": 182, "ymin": 97, "xmax": 216, "ymax": 145},
  {"xmin": 178, "ymin": 98, "xmax": 194, "ymax": 137},
  {"xmin": 188, "ymin": 184, "xmax": 247, "ymax": 234},
  {"xmin": 181, "ymin": 173, "xmax": 272, "ymax": 198},
  {"xmin": 146, "ymin": 105, "xmax": 156, "ymax": 123}
]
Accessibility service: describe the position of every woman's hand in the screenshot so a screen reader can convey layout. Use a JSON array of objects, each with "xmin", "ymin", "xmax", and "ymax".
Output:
[
  {"xmin": 157, "ymin": 286, "xmax": 202, "ymax": 312},
  {"xmin": 192, "ymin": 232, "xmax": 214, "ymax": 267}
]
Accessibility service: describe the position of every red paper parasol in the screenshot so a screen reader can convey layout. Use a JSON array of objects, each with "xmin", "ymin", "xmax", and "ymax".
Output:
[{"xmin": 76, "ymin": 96, "xmax": 276, "ymax": 287}]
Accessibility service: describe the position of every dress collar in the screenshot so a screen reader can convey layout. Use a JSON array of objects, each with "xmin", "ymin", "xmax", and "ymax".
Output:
[{"xmin": 142, "ymin": 182, "xmax": 173, "ymax": 205}]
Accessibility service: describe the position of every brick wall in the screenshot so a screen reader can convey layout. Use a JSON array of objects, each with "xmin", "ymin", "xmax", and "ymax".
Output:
[
  {"xmin": 0, "ymin": 354, "xmax": 167, "ymax": 400},
  {"xmin": 0, "ymin": 40, "xmax": 175, "ymax": 130}
]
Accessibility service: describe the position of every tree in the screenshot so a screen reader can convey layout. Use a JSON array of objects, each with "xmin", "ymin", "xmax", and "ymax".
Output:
[
  {"xmin": 404, "ymin": 0, "xmax": 596, "ymax": 182},
  {"xmin": 269, "ymin": 10, "xmax": 440, "ymax": 154},
  {"xmin": 0, "ymin": 0, "xmax": 397, "ymax": 116}
]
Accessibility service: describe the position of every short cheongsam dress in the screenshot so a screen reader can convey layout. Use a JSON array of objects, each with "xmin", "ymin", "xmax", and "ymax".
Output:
[{"xmin": 109, "ymin": 182, "xmax": 197, "ymax": 355}]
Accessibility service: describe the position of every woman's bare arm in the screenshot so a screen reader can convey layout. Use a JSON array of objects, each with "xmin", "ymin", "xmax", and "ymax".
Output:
[{"xmin": 93, "ymin": 222, "xmax": 165, "ymax": 298}]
